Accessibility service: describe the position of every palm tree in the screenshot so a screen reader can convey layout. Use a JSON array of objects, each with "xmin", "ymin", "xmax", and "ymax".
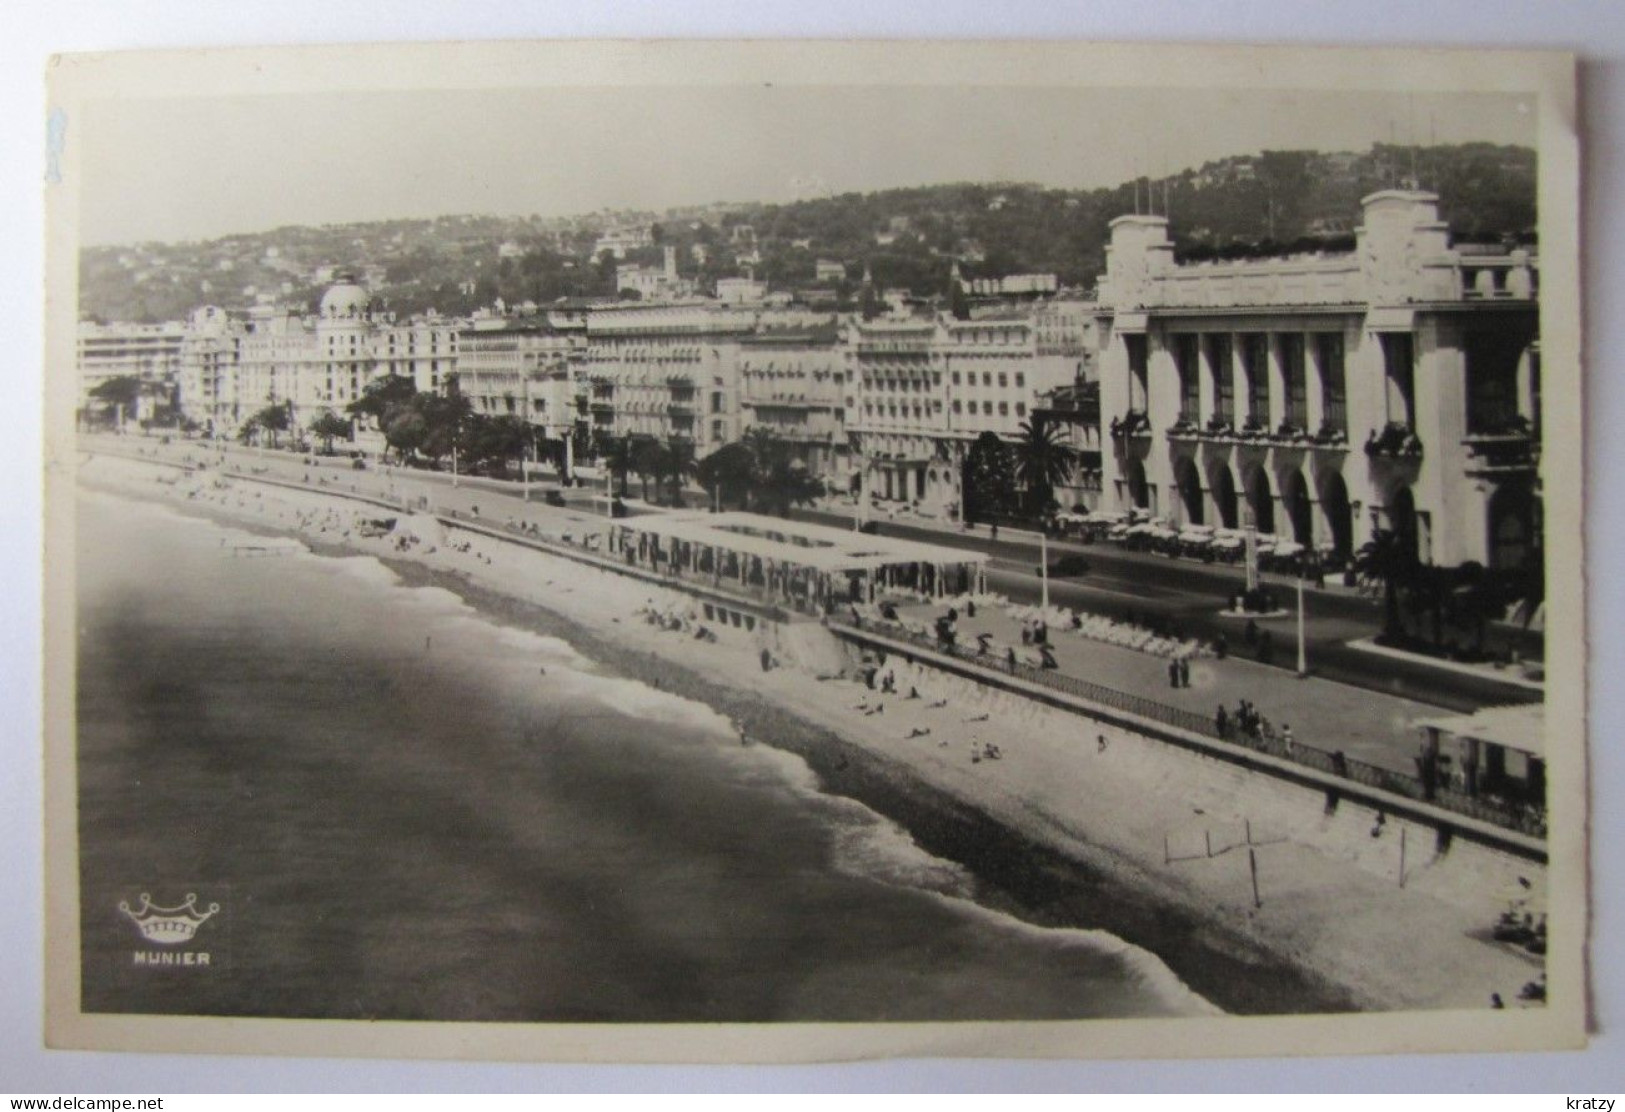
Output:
[
  {"xmin": 664, "ymin": 436, "xmax": 699, "ymax": 507},
  {"xmin": 1012, "ymin": 418, "xmax": 1072, "ymax": 518},
  {"xmin": 254, "ymin": 401, "xmax": 292, "ymax": 450},
  {"xmin": 308, "ymin": 410, "xmax": 351, "ymax": 455},
  {"xmin": 630, "ymin": 437, "xmax": 667, "ymax": 502},
  {"xmin": 1353, "ymin": 528, "xmax": 1420, "ymax": 639},
  {"xmin": 697, "ymin": 442, "xmax": 756, "ymax": 511},
  {"xmin": 742, "ymin": 429, "xmax": 823, "ymax": 517},
  {"xmin": 962, "ymin": 430, "xmax": 1015, "ymax": 527},
  {"xmin": 602, "ymin": 435, "xmax": 634, "ymax": 498}
]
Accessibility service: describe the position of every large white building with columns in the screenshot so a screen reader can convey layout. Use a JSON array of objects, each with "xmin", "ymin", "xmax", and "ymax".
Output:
[{"xmin": 1095, "ymin": 189, "xmax": 1540, "ymax": 571}]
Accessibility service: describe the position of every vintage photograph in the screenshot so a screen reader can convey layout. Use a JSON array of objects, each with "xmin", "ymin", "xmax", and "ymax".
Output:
[{"xmin": 41, "ymin": 41, "xmax": 1586, "ymax": 1061}]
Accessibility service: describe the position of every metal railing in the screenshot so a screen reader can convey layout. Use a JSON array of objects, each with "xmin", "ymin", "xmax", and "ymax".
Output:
[{"xmin": 838, "ymin": 617, "xmax": 1546, "ymax": 839}]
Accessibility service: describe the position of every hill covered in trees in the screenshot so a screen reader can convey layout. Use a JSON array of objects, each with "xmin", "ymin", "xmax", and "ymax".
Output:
[{"xmin": 79, "ymin": 142, "xmax": 1535, "ymax": 324}]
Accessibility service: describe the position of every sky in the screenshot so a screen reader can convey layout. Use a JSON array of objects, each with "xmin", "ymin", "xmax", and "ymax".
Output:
[{"xmin": 78, "ymin": 85, "xmax": 1536, "ymax": 247}]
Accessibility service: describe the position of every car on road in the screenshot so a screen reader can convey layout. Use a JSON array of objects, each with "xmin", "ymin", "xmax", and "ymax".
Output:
[
  {"xmin": 544, "ymin": 490, "xmax": 567, "ymax": 507},
  {"xmin": 1038, "ymin": 553, "xmax": 1092, "ymax": 578}
]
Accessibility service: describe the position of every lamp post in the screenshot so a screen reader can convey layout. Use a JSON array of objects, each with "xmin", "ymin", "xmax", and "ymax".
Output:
[
  {"xmin": 1040, "ymin": 521, "xmax": 1050, "ymax": 611},
  {"xmin": 523, "ymin": 429, "xmax": 533, "ymax": 503},
  {"xmin": 1296, "ymin": 575, "xmax": 1308, "ymax": 677}
]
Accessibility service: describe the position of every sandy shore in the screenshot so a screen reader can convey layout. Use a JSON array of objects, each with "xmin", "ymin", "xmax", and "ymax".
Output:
[{"xmin": 76, "ymin": 454, "xmax": 1549, "ymax": 1016}]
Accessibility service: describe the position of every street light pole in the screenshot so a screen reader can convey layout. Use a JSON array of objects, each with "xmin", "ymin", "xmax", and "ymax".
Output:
[
  {"xmin": 1296, "ymin": 575, "xmax": 1308, "ymax": 677},
  {"xmin": 523, "ymin": 430, "xmax": 533, "ymax": 503},
  {"xmin": 1040, "ymin": 523, "xmax": 1050, "ymax": 611}
]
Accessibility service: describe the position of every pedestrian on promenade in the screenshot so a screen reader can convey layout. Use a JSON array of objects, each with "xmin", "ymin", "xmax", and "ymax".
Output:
[
  {"xmin": 1178, "ymin": 657, "xmax": 1191, "ymax": 688},
  {"xmin": 1006, "ymin": 646, "xmax": 1017, "ymax": 674},
  {"xmin": 1214, "ymin": 632, "xmax": 1229, "ymax": 660},
  {"xmin": 1168, "ymin": 658, "xmax": 1179, "ymax": 688},
  {"xmin": 1282, "ymin": 724, "xmax": 1295, "ymax": 757},
  {"xmin": 1215, "ymin": 705, "xmax": 1229, "ymax": 738},
  {"xmin": 1244, "ymin": 618, "xmax": 1259, "ymax": 646},
  {"xmin": 966, "ymin": 600, "xmax": 976, "ymax": 618}
]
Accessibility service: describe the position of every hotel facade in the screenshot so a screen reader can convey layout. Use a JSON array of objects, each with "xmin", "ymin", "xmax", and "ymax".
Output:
[{"xmin": 1094, "ymin": 189, "xmax": 1540, "ymax": 571}]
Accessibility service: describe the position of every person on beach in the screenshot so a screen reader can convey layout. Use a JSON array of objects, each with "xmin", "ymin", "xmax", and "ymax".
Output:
[{"xmin": 1098, "ymin": 734, "xmax": 1108, "ymax": 753}]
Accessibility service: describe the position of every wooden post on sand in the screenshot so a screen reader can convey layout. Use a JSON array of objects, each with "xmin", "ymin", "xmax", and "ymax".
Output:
[{"xmin": 1248, "ymin": 847, "xmax": 1262, "ymax": 908}]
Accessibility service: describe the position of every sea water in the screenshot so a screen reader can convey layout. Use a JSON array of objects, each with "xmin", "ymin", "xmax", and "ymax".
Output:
[{"xmin": 75, "ymin": 489, "xmax": 1215, "ymax": 1022}]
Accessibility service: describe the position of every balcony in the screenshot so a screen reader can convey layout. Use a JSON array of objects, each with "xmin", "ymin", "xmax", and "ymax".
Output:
[
  {"xmin": 1166, "ymin": 418, "xmax": 1202, "ymax": 442},
  {"xmin": 1463, "ymin": 414, "xmax": 1539, "ymax": 474},
  {"xmin": 1108, "ymin": 410, "xmax": 1153, "ymax": 441},
  {"xmin": 1365, "ymin": 422, "xmax": 1425, "ymax": 461},
  {"xmin": 1312, "ymin": 421, "xmax": 1350, "ymax": 450},
  {"xmin": 667, "ymin": 402, "xmax": 696, "ymax": 418}
]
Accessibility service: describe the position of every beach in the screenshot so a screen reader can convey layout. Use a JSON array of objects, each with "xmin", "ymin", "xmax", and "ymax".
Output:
[{"xmin": 75, "ymin": 452, "xmax": 1549, "ymax": 1016}]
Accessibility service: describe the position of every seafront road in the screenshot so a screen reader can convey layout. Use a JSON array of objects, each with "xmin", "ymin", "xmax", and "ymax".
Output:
[{"xmin": 82, "ymin": 433, "xmax": 1529, "ymax": 778}]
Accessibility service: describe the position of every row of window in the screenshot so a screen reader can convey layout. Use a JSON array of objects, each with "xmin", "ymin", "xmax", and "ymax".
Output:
[
  {"xmin": 950, "ymin": 370, "xmax": 1026, "ymax": 389},
  {"xmin": 952, "ymin": 399, "xmax": 1026, "ymax": 418}
]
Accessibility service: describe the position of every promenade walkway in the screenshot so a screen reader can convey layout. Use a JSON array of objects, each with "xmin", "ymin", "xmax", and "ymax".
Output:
[{"xmin": 893, "ymin": 599, "xmax": 1441, "ymax": 779}]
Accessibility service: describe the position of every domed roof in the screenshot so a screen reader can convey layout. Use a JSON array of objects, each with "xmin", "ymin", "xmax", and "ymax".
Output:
[{"xmin": 320, "ymin": 275, "xmax": 371, "ymax": 318}]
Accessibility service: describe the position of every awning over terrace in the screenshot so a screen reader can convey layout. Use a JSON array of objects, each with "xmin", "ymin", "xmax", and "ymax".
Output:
[
  {"xmin": 612, "ymin": 511, "xmax": 988, "ymax": 577},
  {"xmin": 1414, "ymin": 702, "xmax": 1546, "ymax": 759}
]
